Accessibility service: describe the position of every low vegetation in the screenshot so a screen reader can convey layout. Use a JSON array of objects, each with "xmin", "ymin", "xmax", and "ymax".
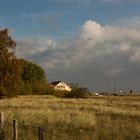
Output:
[{"xmin": 0, "ymin": 95, "xmax": 139, "ymax": 140}]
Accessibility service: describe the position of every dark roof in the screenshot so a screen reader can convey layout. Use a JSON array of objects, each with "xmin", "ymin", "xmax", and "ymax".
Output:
[{"xmin": 50, "ymin": 81, "xmax": 62, "ymax": 86}]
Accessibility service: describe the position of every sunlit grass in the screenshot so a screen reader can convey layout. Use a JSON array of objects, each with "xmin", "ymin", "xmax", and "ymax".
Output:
[{"xmin": 0, "ymin": 95, "xmax": 140, "ymax": 140}]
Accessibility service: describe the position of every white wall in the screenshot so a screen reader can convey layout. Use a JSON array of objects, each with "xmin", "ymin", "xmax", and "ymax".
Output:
[{"xmin": 54, "ymin": 82, "xmax": 71, "ymax": 91}]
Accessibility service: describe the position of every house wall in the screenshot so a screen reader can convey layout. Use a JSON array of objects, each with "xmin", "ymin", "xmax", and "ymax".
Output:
[{"xmin": 54, "ymin": 82, "xmax": 71, "ymax": 91}]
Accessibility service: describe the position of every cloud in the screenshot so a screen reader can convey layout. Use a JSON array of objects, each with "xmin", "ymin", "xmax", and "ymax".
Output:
[
  {"xmin": 37, "ymin": 16, "xmax": 59, "ymax": 29},
  {"xmin": 20, "ymin": 11, "xmax": 65, "ymax": 19},
  {"xmin": 17, "ymin": 37, "xmax": 56, "ymax": 59},
  {"xmin": 17, "ymin": 20, "xmax": 140, "ymax": 91},
  {"xmin": 49, "ymin": 0, "xmax": 91, "ymax": 3},
  {"xmin": 115, "ymin": 16, "xmax": 140, "ymax": 30},
  {"xmin": 101, "ymin": 0, "xmax": 140, "ymax": 3},
  {"xmin": 101, "ymin": 0, "xmax": 119, "ymax": 3},
  {"xmin": 49, "ymin": 0, "xmax": 140, "ymax": 4},
  {"xmin": 19, "ymin": 11, "xmax": 69, "ymax": 31}
]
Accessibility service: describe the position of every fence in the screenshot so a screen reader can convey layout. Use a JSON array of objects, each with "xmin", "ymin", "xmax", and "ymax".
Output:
[
  {"xmin": 1, "ymin": 112, "xmax": 140, "ymax": 140},
  {"xmin": 0, "ymin": 112, "xmax": 43, "ymax": 140},
  {"xmin": 0, "ymin": 112, "xmax": 86, "ymax": 140}
]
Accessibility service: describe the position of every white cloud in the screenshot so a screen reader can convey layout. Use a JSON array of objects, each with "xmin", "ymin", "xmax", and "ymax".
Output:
[
  {"xmin": 80, "ymin": 20, "xmax": 104, "ymax": 41},
  {"xmin": 17, "ymin": 37, "xmax": 56, "ymax": 58},
  {"xmin": 16, "ymin": 20, "xmax": 140, "ymax": 91}
]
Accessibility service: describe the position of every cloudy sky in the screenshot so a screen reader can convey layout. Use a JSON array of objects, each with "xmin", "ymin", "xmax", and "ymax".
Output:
[{"xmin": 1, "ymin": 0, "xmax": 140, "ymax": 92}]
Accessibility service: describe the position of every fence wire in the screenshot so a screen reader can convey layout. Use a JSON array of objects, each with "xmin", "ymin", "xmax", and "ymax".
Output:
[
  {"xmin": 1, "ymin": 121, "xmax": 140, "ymax": 140},
  {"xmin": 1, "ymin": 122, "xmax": 88, "ymax": 140}
]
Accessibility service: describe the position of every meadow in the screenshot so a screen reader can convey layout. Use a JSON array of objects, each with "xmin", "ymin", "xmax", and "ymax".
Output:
[{"xmin": 0, "ymin": 95, "xmax": 140, "ymax": 140}]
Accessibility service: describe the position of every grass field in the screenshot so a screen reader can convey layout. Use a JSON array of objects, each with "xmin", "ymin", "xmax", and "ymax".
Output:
[{"xmin": 0, "ymin": 95, "xmax": 140, "ymax": 140}]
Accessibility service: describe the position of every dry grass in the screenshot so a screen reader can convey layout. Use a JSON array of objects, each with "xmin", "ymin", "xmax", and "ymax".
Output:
[{"xmin": 0, "ymin": 95, "xmax": 140, "ymax": 140}]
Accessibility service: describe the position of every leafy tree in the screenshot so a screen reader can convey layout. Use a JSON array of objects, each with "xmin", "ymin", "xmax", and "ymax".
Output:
[
  {"xmin": 0, "ymin": 28, "xmax": 54, "ymax": 97},
  {"xmin": 19, "ymin": 59, "xmax": 48, "ymax": 95},
  {"xmin": 20, "ymin": 59, "xmax": 46, "ymax": 83},
  {"xmin": 0, "ymin": 29, "xmax": 21, "ymax": 97}
]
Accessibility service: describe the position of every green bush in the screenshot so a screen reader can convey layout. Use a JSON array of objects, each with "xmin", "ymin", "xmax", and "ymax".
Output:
[{"xmin": 64, "ymin": 88, "xmax": 89, "ymax": 98}]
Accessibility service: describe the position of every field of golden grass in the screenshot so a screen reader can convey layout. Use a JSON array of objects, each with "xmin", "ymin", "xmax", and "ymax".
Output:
[{"xmin": 0, "ymin": 95, "xmax": 140, "ymax": 140}]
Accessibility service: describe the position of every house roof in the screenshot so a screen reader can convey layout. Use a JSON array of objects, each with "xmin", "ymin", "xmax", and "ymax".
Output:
[{"xmin": 50, "ymin": 81, "xmax": 62, "ymax": 86}]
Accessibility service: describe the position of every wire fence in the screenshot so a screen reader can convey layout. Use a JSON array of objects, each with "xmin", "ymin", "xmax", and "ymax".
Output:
[
  {"xmin": 1, "ymin": 122, "xmax": 90, "ymax": 140},
  {"xmin": 0, "ymin": 112, "xmax": 140, "ymax": 140},
  {"xmin": 0, "ymin": 112, "xmax": 93, "ymax": 140}
]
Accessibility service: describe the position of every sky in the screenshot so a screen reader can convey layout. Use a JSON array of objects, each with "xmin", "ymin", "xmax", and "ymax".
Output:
[{"xmin": 1, "ymin": 0, "xmax": 140, "ymax": 92}]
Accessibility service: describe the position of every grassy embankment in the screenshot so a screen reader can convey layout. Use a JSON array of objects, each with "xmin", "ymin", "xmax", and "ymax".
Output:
[{"xmin": 0, "ymin": 95, "xmax": 140, "ymax": 140}]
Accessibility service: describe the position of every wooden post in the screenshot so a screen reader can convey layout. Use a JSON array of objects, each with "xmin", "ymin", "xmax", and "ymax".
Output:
[
  {"xmin": 0, "ymin": 112, "xmax": 4, "ymax": 130},
  {"xmin": 38, "ymin": 127, "xmax": 44, "ymax": 140},
  {"xmin": 0, "ymin": 112, "xmax": 5, "ymax": 140},
  {"xmin": 13, "ymin": 120, "xmax": 18, "ymax": 140}
]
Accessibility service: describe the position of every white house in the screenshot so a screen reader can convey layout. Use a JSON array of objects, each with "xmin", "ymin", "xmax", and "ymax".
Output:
[{"xmin": 50, "ymin": 81, "xmax": 72, "ymax": 92}]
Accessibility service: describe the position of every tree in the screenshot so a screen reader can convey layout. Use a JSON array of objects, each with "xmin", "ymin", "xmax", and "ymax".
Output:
[
  {"xmin": 20, "ymin": 59, "xmax": 46, "ymax": 83},
  {"xmin": 19, "ymin": 59, "xmax": 47, "ymax": 95},
  {"xmin": 0, "ymin": 29, "xmax": 21, "ymax": 97},
  {"xmin": 0, "ymin": 28, "xmax": 51, "ymax": 96}
]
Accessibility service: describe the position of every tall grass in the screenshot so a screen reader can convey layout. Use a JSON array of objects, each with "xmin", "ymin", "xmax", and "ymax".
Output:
[{"xmin": 0, "ymin": 95, "xmax": 140, "ymax": 140}]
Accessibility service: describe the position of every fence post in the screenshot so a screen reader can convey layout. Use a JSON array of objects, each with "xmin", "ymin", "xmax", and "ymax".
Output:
[
  {"xmin": 38, "ymin": 127, "xmax": 44, "ymax": 140},
  {"xmin": 0, "ymin": 112, "xmax": 4, "ymax": 130},
  {"xmin": 13, "ymin": 120, "xmax": 18, "ymax": 140},
  {"xmin": 0, "ymin": 112, "xmax": 5, "ymax": 140}
]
